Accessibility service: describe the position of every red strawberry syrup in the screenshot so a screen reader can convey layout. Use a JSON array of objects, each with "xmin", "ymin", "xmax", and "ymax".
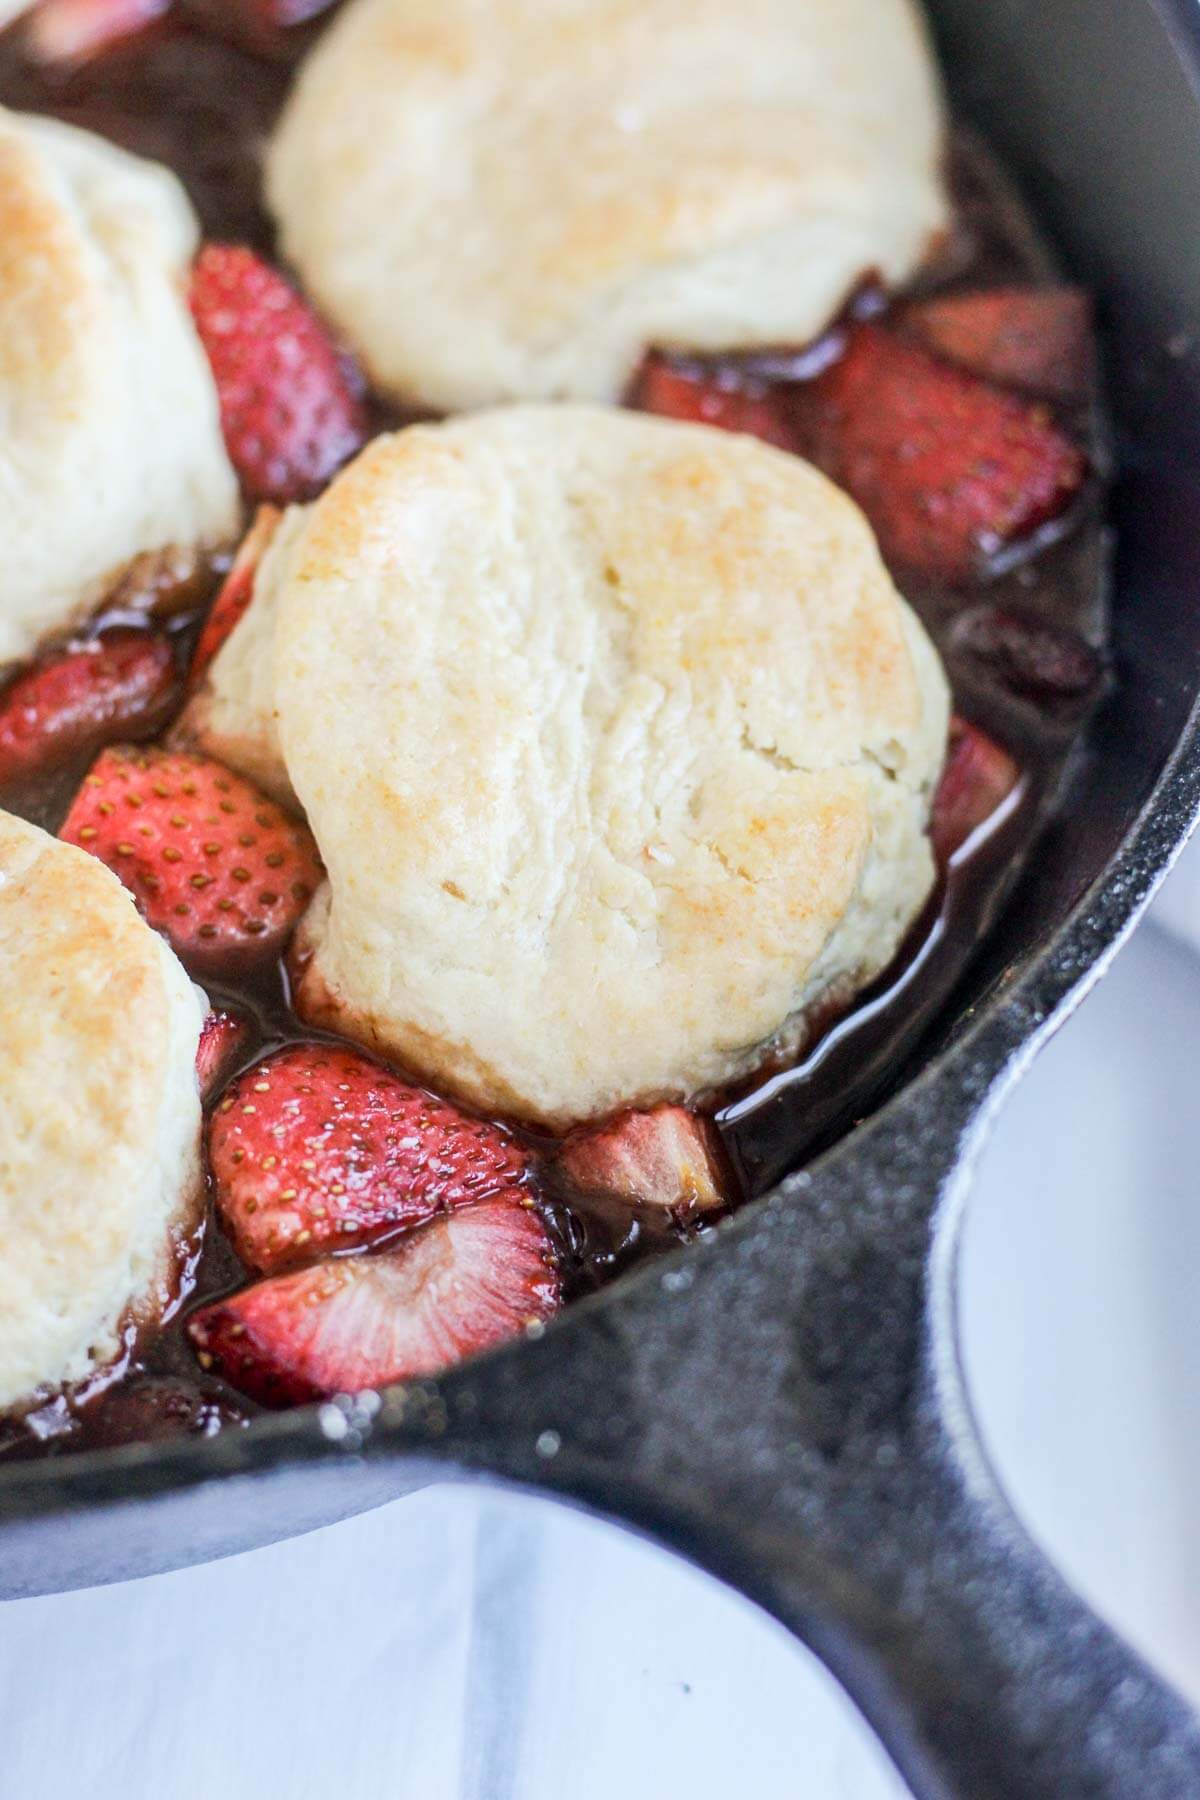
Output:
[{"xmin": 0, "ymin": 18, "xmax": 1109, "ymax": 1454}]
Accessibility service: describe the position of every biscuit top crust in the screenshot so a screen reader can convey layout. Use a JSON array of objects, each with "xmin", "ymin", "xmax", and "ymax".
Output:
[
  {"xmin": 0, "ymin": 108, "xmax": 238, "ymax": 666},
  {"xmin": 196, "ymin": 406, "xmax": 949, "ymax": 1127},
  {"xmin": 267, "ymin": 0, "xmax": 948, "ymax": 410},
  {"xmin": 0, "ymin": 812, "xmax": 204, "ymax": 1408}
]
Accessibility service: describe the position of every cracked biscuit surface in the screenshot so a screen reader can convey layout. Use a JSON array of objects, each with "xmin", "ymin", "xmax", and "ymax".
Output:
[
  {"xmin": 0, "ymin": 812, "xmax": 205, "ymax": 1409},
  {"xmin": 187, "ymin": 406, "xmax": 949, "ymax": 1128},
  {"xmin": 0, "ymin": 107, "xmax": 238, "ymax": 666},
  {"xmin": 267, "ymin": 0, "xmax": 948, "ymax": 410}
]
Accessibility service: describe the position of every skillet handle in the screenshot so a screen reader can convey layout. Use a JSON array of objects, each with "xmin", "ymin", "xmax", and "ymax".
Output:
[
  {"xmin": 693, "ymin": 1404, "xmax": 1200, "ymax": 1800},
  {"xmin": 381, "ymin": 1298, "xmax": 1200, "ymax": 1795},
  {"xmin": 370, "ymin": 1092, "xmax": 1200, "ymax": 1798}
]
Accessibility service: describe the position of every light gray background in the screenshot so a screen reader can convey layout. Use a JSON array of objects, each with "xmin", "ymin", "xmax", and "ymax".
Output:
[{"xmin": 5, "ymin": 856, "xmax": 1200, "ymax": 1799}]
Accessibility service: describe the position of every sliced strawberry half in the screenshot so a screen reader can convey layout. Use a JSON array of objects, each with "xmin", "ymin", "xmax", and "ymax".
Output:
[
  {"xmin": 26, "ymin": 0, "xmax": 172, "ymax": 64},
  {"xmin": 60, "ymin": 745, "xmax": 322, "ymax": 975},
  {"xmin": 196, "ymin": 1006, "xmax": 252, "ymax": 1101},
  {"xmin": 188, "ymin": 1196, "xmax": 561, "ymax": 1405},
  {"xmin": 209, "ymin": 1043, "xmax": 534, "ymax": 1274},
  {"xmin": 557, "ymin": 1105, "xmax": 727, "ymax": 1220},
  {"xmin": 798, "ymin": 323, "xmax": 1087, "ymax": 581},
  {"xmin": 189, "ymin": 244, "xmax": 367, "ymax": 506},
  {"xmin": 190, "ymin": 505, "xmax": 280, "ymax": 687},
  {"xmin": 0, "ymin": 630, "xmax": 177, "ymax": 790},
  {"xmin": 906, "ymin": 287, "xmax": 1095, "ymax": 402},
  {"xmin": 630, "ymin": 353, "xmax": 796, "ymax": 451},
  {"xmin": 931, "ymin": 715, "xmax": 1021, "ymax": 864}
]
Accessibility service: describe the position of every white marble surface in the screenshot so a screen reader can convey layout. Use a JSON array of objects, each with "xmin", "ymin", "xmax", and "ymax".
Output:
[{"xmin": 5, "ymin": 854, "xmax": 1200, "ymax": 1799}]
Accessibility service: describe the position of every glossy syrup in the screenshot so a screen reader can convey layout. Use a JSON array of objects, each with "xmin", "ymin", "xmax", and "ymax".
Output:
[{"xmin": 0, "ymin": 17, "xmax": 1109, "ymax": 1454}]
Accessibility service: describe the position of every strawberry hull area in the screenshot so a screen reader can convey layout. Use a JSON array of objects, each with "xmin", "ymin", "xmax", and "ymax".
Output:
[{"xmin": 3, "ymin": 2, "xmax": 1200, "ymax": 1797}]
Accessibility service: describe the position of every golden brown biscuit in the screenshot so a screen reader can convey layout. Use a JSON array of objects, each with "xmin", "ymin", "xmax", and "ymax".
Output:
[
  {"xmin": 0, "ymin": 108, "xmax": 238, "ymax": 667},
  {"xmin": 0, "ymin": 813, "xmax": 205, "ymax": 1409},
  {"xmin": 188, "ymin": 405, "xmax": 949, "ymax": 1128},
  {"xmin": 267, "ymin": 0, "xmax": 948, "ymax": 411}
]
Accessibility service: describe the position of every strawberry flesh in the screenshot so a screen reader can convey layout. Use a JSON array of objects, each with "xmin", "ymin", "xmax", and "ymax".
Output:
[
  {"xmin": 26, "ymin": 0, "xmax": 172, "ymax": 64},
  {"xmin": 630, "ymin": 353, "xmax": 796, "ymax": 451},
  {"xmin": 797, "ymin": 323, "xmax": 1087, "ymax": 581},
  {"xmin": 60, "ymin": 744, "xmax": 322, "ymax": 976},
  {"xmin": 209, "ymin": 1043, "xmax": 535, "ymax": 1274},
  {"xmin": 189, "ymin": 244, "xmax": 367, "ymax": 506},
  {"xmin": 190, "ymin": 505, "xmax": 280, "ymax": 686},
  {"xmin": 557, "ymin": 1105, "xmax": 727, "ymax": 1220},
  {"xmin": 0, "ymin": 631, "xmax": 177, "ymax": 789},
  {"xmin": 906, "ymin": 287, "xmax": 1095, "ymax": 402},
  {"xmin": 196, "ymin": 1006, "xmax": 252, "ymax": 1100},
  {"xmin": 931, "ymin": 716, "xmax": 1021, "ymax": 864},
  {"xmin": 188, "ymin": 1196, "xmax": 561, "ymax": 1405}
]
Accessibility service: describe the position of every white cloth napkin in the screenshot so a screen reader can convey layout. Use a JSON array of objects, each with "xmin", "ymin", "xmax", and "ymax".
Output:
[{"xmin": 0, "ymin": 1487, "xmax": 904, "ymax": 1800}]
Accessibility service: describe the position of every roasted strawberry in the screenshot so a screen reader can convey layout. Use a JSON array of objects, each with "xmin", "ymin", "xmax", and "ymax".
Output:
[
  {"xmin": 557, "ymin": 1105, "xmax": 727, "ymax": 1219},
  {"xmin": 80, "ymin": 1378, "xmax": 247, "ymax": 1447},
  {"xmin": 188, "ymin": 1196, "xmax": 560, "ymax": 1404},
  {"xmin": 209, "ymin": 1043, "xmax": 534, "ymax": 1274},
  {"xmin": 931, "ymin": 716, "xmax": 1021, "ymax": 863},
  {"xmin": 800, "ymin": 324, "xmax": 1087, "ymax": 581},
  {"xmin": 178, "ymin": 0, "xmax": 316, "ymax": 45},
  {"xmin": 906, "ymin": 287, "xmax": 1094, "ymax": 402},
  {"xmin": 631, "ymin": 353, "xmax": 796, "ymax": 451},
  {"xmin": 180, "ymin": 0, "xmax": 336, "ymax": 54},
  {"xmin": 0, "ymin": 631, "xmax": 177, "ymax": 789},
  {"xmin": 60, "ymin": 745, "xmax": 322, "ymax": 975},
  {"xmin": 26, "ymin": 0, "xmax": 172, "ymax": 64},
  {"xmin": 196, "ymin": 1006, "xmax": 252, "ymax": 1100},
  {"xmin": 190, "ymin": 505, "xmax": 280, "ymax": 686},
  {"xmin": 189, "ymin": 245, "xmax": 367, "ymax": 505},
  {"xmin": 950, "ymin": 603, "xmax": 1104, "ymax": 709}
]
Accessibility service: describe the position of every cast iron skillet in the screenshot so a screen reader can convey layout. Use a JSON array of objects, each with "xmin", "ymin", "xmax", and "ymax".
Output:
[{"xmin": 5, "ymin": 0, "xmax": 1200, "ymax": 1793}]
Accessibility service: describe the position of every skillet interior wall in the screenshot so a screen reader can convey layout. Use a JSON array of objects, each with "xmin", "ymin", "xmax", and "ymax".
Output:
[{"xmin": 883, "ymin": 0, "xmax": 1200, "ymax": 1087}]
